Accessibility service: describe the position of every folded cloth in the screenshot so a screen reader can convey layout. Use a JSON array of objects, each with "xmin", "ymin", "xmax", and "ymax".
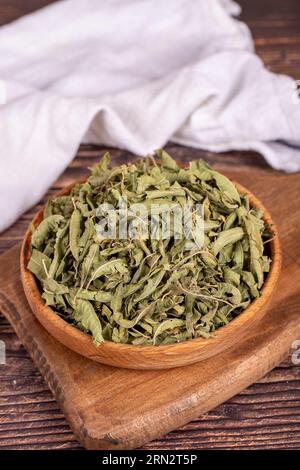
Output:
[{"xmin": 0, "ymin": 0, "xmax": 299, "ymax": 232}]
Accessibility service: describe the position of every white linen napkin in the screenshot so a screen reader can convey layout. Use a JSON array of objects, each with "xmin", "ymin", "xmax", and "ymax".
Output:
[{"xmin": 0, "ymin": 0, "xmax": 299, "ymax": 232}]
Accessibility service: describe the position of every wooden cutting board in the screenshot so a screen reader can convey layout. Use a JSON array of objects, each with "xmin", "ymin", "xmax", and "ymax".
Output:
[{"xmin": 0, "ymin": 167, "xmax": 300, "ymax": 450}]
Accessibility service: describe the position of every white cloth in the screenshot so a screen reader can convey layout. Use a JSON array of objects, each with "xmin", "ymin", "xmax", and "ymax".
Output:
[{"xmin": 0, "ymin": 0, "xmax": 299, "ymax": 232}]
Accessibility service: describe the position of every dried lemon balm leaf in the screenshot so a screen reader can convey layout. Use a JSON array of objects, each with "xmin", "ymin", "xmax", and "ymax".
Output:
[{"xmin": 28, "ymin": 150, "xmax": 273, "ymax": 346}]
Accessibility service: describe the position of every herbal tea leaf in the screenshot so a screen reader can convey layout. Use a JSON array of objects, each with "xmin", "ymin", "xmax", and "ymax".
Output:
[
  {"xmin": 73, "ymin": 299, "xmax": 104, "ymax": 345},
  {"xmin": 31, "ymin": 215, "xmax": 64, "ymax": 249},
  {"xmin": 69, "ymin": 208, "xmax": 82, "ymax": 261},
  {"xmin": 213, "ymin": 227, "xmax": 244, "ymax": 256},
  {"xmin": 28, "ymin": 151, "xmax": 272, "ymax": 346},
  {"xmin": 27, "ymin": 249, "xmax": 51, "ymax": 281}
]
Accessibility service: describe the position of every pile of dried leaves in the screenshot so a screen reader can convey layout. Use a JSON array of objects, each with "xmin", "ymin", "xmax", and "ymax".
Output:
[{"xmin": 28, "ymin": 150, "xmax": 272, "ymax": 345}]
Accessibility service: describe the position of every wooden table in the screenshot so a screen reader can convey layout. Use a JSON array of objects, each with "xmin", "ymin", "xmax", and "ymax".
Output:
[{"xmin": 0, "ymin": 0, "xmax": 299, "ymax": 450}]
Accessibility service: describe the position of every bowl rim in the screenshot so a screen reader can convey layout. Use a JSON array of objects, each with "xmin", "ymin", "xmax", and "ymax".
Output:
[{"xmin": 20, "ymin": 176, "xmax": 282, "ymax": 354}]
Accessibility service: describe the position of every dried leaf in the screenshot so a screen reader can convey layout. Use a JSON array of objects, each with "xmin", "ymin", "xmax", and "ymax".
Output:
[
  {"xmin": 73, "ymin": 299, "xmax": 104, "ymax": 345},
  {"xmin": 28, "ymin": 151, "xmax": 272, "ymax": 346}
]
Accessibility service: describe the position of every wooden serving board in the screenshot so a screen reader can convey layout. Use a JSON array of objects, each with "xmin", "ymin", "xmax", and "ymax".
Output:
[{"xmin": 0, "ymin": 167, "xmax": 300, "ymax": 450}]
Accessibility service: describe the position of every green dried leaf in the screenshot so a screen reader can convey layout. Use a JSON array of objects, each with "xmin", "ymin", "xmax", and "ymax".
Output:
[
  {"xmin": 156, "ymin": 149, "xmax": 178, "ymax": 172},
  {"xmin": 27, "ymin": 249, "xmax": 51, "ymax": 281},
  {"xmin": 69, "ymin": 208, "xmax": 82, "ymax": 261},
  {"xmin": 28, "ymin": 150, "xmax": 272, "ymax": 346},
  {"xmin": 153, "ymin": 319, "xmax": 185, "ymax": 345},
  {"xmin": 73, "ymin": 299, "xmax": 104, "ymax": 345},
  {"xmin": 87, "ymin": 259, "xmax": 128, "ymax": 288},
  {"xmin": 43, "ymin": 278, "xmax": 69, "ymax": 295},
  {"xmin": 31, "ymin": 215, "xmax": 64, "ymax": 249},
  {"xmin": 213, "ymin": 227, "xmax": 244, "ymax": 256}
]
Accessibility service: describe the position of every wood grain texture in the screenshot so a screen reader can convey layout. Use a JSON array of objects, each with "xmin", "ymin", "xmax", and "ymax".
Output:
[
  {"xmin": 1, "ymin": 161, "xmax": 300, "ymax": 450},
  {"xmin": 0, "ymin": 0, "xmax": 300, "ymax": 451},
  {"xmin": 0, "ymin": 234, "xmax": 299, "ymax": 449}
]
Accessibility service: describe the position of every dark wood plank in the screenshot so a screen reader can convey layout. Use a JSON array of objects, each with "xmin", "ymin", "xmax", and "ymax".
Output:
[
  {"xmin": 1, "ymin": 147, "xmax": 299, "ymax": 450},
  {"xmin": 1, "ymin": 307, "xmax": 299, "ymax": 450},
  {"xmin": 0, "ymin": 0, "xmax": 300, "ymax": 451},
  {"xmin": 1, "ymin": 241, "xmax": 299, "ymax": 449},
  {"xmin": 0, "ymin": 0, "xmax": 57, "ymax": 26}
]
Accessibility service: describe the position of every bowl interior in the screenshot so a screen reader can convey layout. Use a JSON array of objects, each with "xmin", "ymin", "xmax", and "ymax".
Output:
[{"xmin": 20, "ymin": 177, "xmax": 282, "ymax": 369}]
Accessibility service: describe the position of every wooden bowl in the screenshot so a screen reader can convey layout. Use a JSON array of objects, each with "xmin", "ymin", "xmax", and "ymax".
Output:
[{"xmin": 20, "ymin": 180, "xmax": 282, "ymax": 370}]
